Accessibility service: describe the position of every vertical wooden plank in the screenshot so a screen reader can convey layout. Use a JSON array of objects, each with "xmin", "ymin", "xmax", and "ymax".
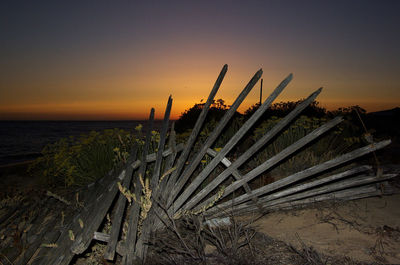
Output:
[
  {"xmin": 259, "ymin": 78, "xmax": 263, "ymax": 105},
  {"xmin": 135, "ymin": 96, "xmax": 173, "ymax": 262},
  {"xmin": 123, "ymin": 108, "xmax": 155, "ymax": 265},
  {"xmin": 173, "ymin": 73, "xmax": 290, "ymax": 212},
  {"xmin": 180, "ymin": 87, "xmax": 322, "ymax": 212},
  {"xmin": 236, "ymin": 185, "xmax": 381, "ymax": 215},
  {"xmin": 220, "ymin": 139, "xmax": 391, "ymax": 207},
  {"xmin": 104, "ymin": 144, "xmax": 138, "ymax": 260},
  {"xmin": 168, "ymin": 68, "xmax": 263, "ymax": 210},
  {"xmin": 213, "ymin": 140, "xmax": 391, "ymax": 214},
  {"xmin": 206, "ymin": 165, "xmax": 372, "ymax": 215},
  {"xmin": 191, "ymin": 116, "xmax": 344, "ymax": 212},
  {"xmin": 165, "ymin": 64, "xmax": 228, "ymax": 206},
  {"xmin": 160, "ymin": 122, "xmax": 177, "ymax": 199},
  {"xmin": 40, "ymin": 170, "xmax": 120, "ymax": 265},
  {"xmin": 206, "ymin": 148, "xmax": 262, "ymax": 210},
  {"xmin": 150, "ymin": 96, "xmax": 172, "ymax": 190},
  {"xmin": 71, "ymin": 169, "xmax": 127, "ymax": 254},
  {"xmin": 259, "ymin": 174, "xmax": 395, "ymax": 209}
]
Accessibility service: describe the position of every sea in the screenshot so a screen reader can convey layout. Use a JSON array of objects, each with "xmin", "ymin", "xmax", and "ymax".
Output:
[{"xmin": 0, "ymin": 120, "xmax": 164, "ymax": 166}]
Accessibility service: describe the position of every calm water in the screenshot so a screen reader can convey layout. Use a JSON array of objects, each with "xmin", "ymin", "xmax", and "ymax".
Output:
[{"xmin": 0, "ymin": 120, "xmax": 163, "ymax": 166}]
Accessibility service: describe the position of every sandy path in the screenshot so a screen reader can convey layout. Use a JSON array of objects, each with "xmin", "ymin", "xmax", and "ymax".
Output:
[{"xmin": 254, "ymin": 194, "xmax": 400, "ymax": 263}]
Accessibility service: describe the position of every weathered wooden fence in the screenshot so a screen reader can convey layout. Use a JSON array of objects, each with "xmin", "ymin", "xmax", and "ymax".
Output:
[{"xmin": 3, "ymin": 64, "xmax": 397, "ymax": 264}]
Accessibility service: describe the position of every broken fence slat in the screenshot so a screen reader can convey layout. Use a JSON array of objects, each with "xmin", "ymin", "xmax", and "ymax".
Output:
[
  {"xmin": 173, "ymin": 73, "xmax": 290, "ymax": 213},
  {"xmin": 261, "ymin": 173, "xmax": 396, "ymax": 208},
  {"xmin": 170, "ymin": 69, "xmax": 263, "ymax": 210},
  {"xmin": 180, "ymin": 87, "xmax": 323, "ymax": 213},
  {"xmin": 94, "ymin": 231, "xmax": 111, "ymax": 242},
  {"xmin": 206, "ymin": 165, "xmax": 373, "ymax": 215},
  {"xmin": 165, "ymin": 65, "xmax": 228, "ymax": 206},
  {"xmin": 41, "ymin": 170, "xmax": 119, "ymax": 265},
  {"xmin": 206, "ymin": 148, "xmax": 263, "ymax": 210},
  {"xmin": 192, "ymin": 116, "xmax": 343, "ymax": 213},
  {"xmin": 136, "ymin": 96, "xmax": 173, "ymax": 262},
  {"xmin": 14, "ymin": 212, "xmax": 59, "ymax": 265},
  {"xmin": 170, "ymin": 69, "xmax": 263, "ymax": 213},
  {"xmin": 236, "ymin": 184, "xmax": 381, "ymax": 216},
  {"xmin": 214, "ymin": 173, "xmax": 395, "ymax": 217},
  {"xmin": 104, "ymin": 145, "xmax": 139, "ymax": 260},
  {"xmin": 123, "ymin": 108, "xmax": 155, "ymax": 265},
  {"xmin": 207, "ymin": 140, "xmax": 391, "ymax": 215},
  {"xmin": 71, "ymin": 169, "xmax": 127, "ymax": 254},
  {"xmin": 143, "ymin": 143, "xmax": 184, "ymax": 163},
  {"xmin": 160, "ymin": 122, "xmax": 177, "ymax": 200},
  {"xmin": 29, "ymin": 230, "xmax": 61, "ymax": 265},
  {"xmin": 151, "ymin": 95, "xmax": 172, "ymax": 191}
]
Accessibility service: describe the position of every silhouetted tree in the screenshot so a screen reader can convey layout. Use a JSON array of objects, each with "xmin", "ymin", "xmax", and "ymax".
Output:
[
  {"xmin": 175, "ymin": 99, "xmax": 240, "ymax": 134},
  {"xmin": 244, "ymin": 100, "xmax": 327, "ymax": 120}
]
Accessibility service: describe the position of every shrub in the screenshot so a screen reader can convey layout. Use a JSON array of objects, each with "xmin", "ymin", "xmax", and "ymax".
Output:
[
  {"xmin": 175, "ymin": 99, "xmax": 241, "ymax": 134},
  {"xmin": 248, "ymin": 115, "xmax": 364, "ymax": 178},
  {"xmin": 244, "ymin": 100, "xmax": 327, "ymax": 120},
  {"xmin": 29, "ymin": 128, "xmax": 137, "ymax": 187}
]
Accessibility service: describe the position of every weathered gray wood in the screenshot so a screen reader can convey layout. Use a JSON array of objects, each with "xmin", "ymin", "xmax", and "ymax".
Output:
[
  {"xmin": 179, "ymin": 87, "xmax": 322, "ymax": 213},
  {"xmin": 379, "ymin": 180, "xmax": 400, "ymax": 194},
  {"xmin": 143, "ymin": 143, "xmax": 184, "ymax": 163},
  {"xmin": 160, "ymin": 122, "xmax": 177, "ymax": 199},
  {"xmin": 236, "ymin": 184, "xmax": 381, "ymax": 215},
  {"xmin": 104, "ymin": 145, "xmax": 138, "ymax": 260},
  {"xmin": 151, "ymin": 95, "xmax": 172, "ymax": 190},
  {"xmin": 123, "ymin": 108, "xmax": 155, "ymax": 265},
  {"xmin": 173, "ymin": 73, "xmax": 290, "ymax": 212},
  {"xmin": 206, "ymin": 148, "xmax": 262, "ymax": 210},
  {"xmin": 207, "ymin": 140, "xmax": 391, "ymax": 215},
  {"xmin": 170, "ymin": 68, "xmax": 263, "ymax": 213},
  {"xmin": 214, "ymin": 173, "xmax": 395, "ymax": 217},
  {"xmin": 41, "ymin": 170, "xmax": 119, "ymax": 265},
  {"xmin": 94, "ymin": 231, "xmax": 111, "ymax": 242},
  {"xmin": 91, "ymin": 233, "xmax": 126, "ymax": 255},
  {"xmin": 261, "ymin": 173, "xmax": 396, "ymax": 208},
  {"xmin": 191, "ymin": 116, "xmax": 344, "ymax": 212},
  {"xmin": 71, "ymin": 169, "xmax": 127, "ymax": 254},
  {"xmin": 206, "ymin": 165, "xmax": 373, "ymax": 215},
  {"xmin": 121, "ymin": 175, "xmax": 141, "ymax": 264},
  {"xmin": 206, "ymin": 148, "xmax": 248, "ymax": 187},
  {"xmin": 136, "ymin": 96, "xmax": 173, "ymax": 262},
  {"xmin": 165, "ymin": 65, "xmax": 228, "ymax": 206},
  {"xmin": 148, "ymin": 123, "xmax": 178, "ymax": 232},
  {"xmin": 0, "ymin": 205, "xmax": 21, "ymax": 227},
  {"xmin": 28, "ymin": 200, "xmax": 81, "ymax": 265},
  {"xmin": 12, "ymin": 209, "xmax": 58, "ymax": 265},
  {"xmin": 29, "ymin": 229, "xmax": 62, "ymax": 265}
]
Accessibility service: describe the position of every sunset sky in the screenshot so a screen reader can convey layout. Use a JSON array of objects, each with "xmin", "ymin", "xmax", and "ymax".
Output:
[{"xmin": 0, "ymin": 0, "xmax": 399, "ymax": 120}]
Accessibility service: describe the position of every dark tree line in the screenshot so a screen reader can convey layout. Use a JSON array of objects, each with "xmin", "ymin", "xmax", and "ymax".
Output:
[{"xmin": 175, "ymin": 98, "xmax": 369, "ymax": 134}]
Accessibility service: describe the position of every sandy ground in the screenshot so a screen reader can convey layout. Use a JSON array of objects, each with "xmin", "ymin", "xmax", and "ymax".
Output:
[{"xmin": 253, "ymin": 194, "xmax": 400, "ymax": 264}]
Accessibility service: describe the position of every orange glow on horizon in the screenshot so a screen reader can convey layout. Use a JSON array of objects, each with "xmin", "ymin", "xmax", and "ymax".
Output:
[
  {"xmin": 1, "ymin": 61, "xmax": 399, "ymax": 120},
  {"xmin": 1, "ymin": 96, "xmax": 398, "ymax": 121}
]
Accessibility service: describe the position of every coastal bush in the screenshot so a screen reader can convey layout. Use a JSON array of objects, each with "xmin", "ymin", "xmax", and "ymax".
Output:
[
  {"xmin": 29, "ymin": 128, "xmax": 138, "ymax": 187},
  {"xmin": 175, "ymin": 99, "xmax": 244, "ymax": 152},
  {"xmin": 248, "ymin": 115, "xmax": 364, "ymax": 178},
  {"xmin": 174, "ymin": 100, "xmax": 366, "ymax": 190},
  {"xmin": 175, "ymin": 99, "xmax": 232, "ymax": 134},
  {"xmin": 244, "ymin": 100, "xmax": 327, "ymax": 120}
]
